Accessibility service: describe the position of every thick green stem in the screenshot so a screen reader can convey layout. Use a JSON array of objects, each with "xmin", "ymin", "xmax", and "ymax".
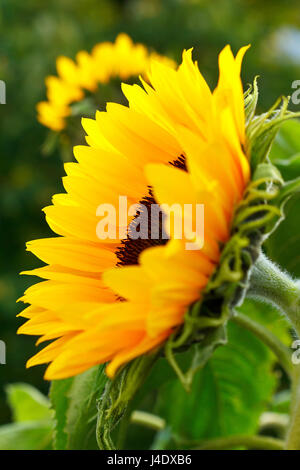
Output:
[
  {"xmin": 249, "ymin": 253, "xmax": 300, "ymax": 450},
  {"xmin": 233, "ymin": 313, "xmax": 293, "ymax": 377},
  {"xmin": 249, "ymin": 253, "xmax": 300, "ymax": 337},
  {"xmin": 285, "ymin": 366, "xmax": 300, "ymax": 449},
  {"xmin": 285, "ymin": 401, "xmax": 300, "ymax": 449},
  {"xmin": 193, "ymin": 435, "xmax": 284, "ymax": 450}
]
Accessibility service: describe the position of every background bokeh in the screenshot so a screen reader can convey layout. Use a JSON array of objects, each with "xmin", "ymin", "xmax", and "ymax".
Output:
[{"xmin": 1, "ymin": 0, "xmax": 300, "ymax": 426}]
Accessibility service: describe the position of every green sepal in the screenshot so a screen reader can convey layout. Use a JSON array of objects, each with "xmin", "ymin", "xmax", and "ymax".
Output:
[
  {"xmin": 273, "ymin": 176, "xmax": 300, "ymax": 207},
  {"xmin": 96, "ymin": 349, "xmax": 161, "ymax": 450},
  {"xmin": 252, "ymin": 161, "xmax": 284, "ymax": 184},
  {"xmin": 165, "ymin": 325, "xmax": 227, "ymax": 392},
  {"xmin": 244, "ymin": 76, "xmax": 259, "ymax": 125},
  {"xmin": 246, "ymin": 92, "xmax": 300, "ymax": 172}
]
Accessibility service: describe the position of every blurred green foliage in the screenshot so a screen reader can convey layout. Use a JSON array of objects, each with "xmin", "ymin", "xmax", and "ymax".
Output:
[
  {"xmin": 0, "ymin": 383, "xmax": 52, "ymax": 449},
  {"xmin": 1, "ymin": 0, "xmax": 300, "ymax": 433}
]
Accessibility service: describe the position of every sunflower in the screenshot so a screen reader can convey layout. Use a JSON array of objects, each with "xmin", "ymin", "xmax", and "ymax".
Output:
[
  {"xmin": 19, "ymin": 45, "xmax": 250, "ymax": 380},
  {"xmin": 36, "ymin": 33, "xmax": 176, "ymax": 131}
]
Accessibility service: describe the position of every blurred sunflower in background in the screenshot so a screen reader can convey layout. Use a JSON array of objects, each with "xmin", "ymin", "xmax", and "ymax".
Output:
[
  {"xmin": 36, "ymin": 33, "xmax": 176, "ymax": 146},
  {"xmin": 18, "ymin": 45, "xmax": 250, "ymax": 380}
]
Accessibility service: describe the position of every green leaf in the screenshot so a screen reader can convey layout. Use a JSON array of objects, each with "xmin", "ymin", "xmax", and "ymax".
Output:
[
  {"xmin": 165, "ymin": 324, "xmax": 227, "ymax": 392},
  {"xmin": 50, "ymin": 366, "xmax": 108, "ymax": 450},
  {"xmin": 273, "ymin": 153, "xmax": 300, "ymax": 181},
  {"xmin": 49, "ymin": 377, "xmax": 73, "ymax": 450},
  {"xmin": 236, "ymin": 297, "xmax": 291, "ymax": 345},
  {"xmin": 0, "ymin": 421, "xmax": 53, "ymax": 450},
  {"xmin": 266, "ymin": 194, "xmax": 300, "ymax": 276},
  {"xmin": 152, "ymin": 320, "xmax": 276, "ymax": 446},
  {"xmin": 6, "ymin": 383, "xmax": 52, "ymax": 422},
  {"xmin": 269, "ymin": 119, "xmax": 300, "ymax": 182},
  {"xmin": 270, "ymin": 119, "xmax": 300, "ymax": 179},
  {"xmin": 0, "ymin": 383, "xmax": 54, "ymax": 450},
  {"xmin": 65, "ymin": 365, "xmax": 108, "ymax": 450}
]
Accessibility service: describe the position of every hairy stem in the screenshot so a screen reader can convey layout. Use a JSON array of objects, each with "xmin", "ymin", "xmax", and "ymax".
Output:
[
  {"xmin": 233, "ymin": 313, "xmax": 292, "ymax": 377},
  {"xmin": 285, "ymin": 366, "xmax": 300, "ymax": 449},
  {"xmin": 249, "ymin": 253, "xmax": 300, "ymax": 450},
  {"xmin": 248, "ymin": 252, "xmax": 300, "ymax": 337}
]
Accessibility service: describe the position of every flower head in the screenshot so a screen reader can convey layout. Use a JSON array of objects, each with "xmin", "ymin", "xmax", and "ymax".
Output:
[
  {"xmin": 19, "ymin": 45, "xmax": 250, "ymax": 380},
  {"xmin": 37, "ymin": 33, "xmax": 176, "ymax": 131}
]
